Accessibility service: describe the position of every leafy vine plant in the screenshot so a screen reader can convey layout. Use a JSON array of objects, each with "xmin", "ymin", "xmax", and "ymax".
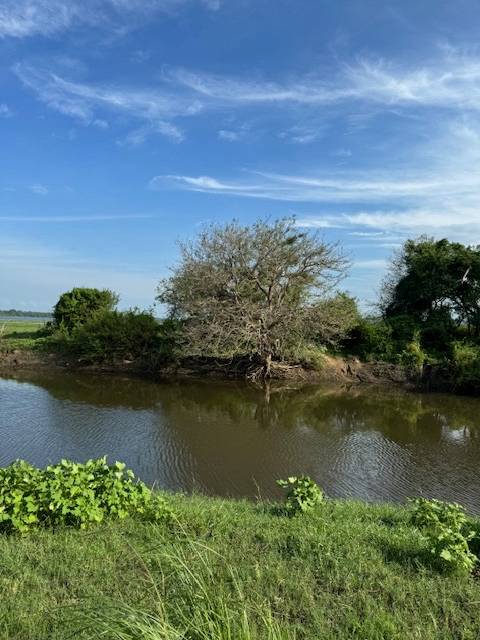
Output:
[{"xmin": 277, "ymin": 476, "xmax": 323, "ymax": 516}]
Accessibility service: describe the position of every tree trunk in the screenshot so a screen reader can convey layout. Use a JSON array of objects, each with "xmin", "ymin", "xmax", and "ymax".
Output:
[{"xmin": 263, "ymin": 352, "xmax": 272, "ymax": 379}]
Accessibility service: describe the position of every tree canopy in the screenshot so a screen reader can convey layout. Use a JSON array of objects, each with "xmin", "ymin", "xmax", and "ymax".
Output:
[
  {"xmin": 381, "ymin": 237, "xmax": 480, "ymax": 339},
  {"xmin": 157, "ymin": 218, "xmax": 352, "ymax": 377},
  {"xmin": 53, "ymin": 288, "xmax": 119, "ymax": 332}
]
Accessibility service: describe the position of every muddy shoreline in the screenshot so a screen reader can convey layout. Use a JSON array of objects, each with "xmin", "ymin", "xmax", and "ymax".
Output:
[{"xmin": 0, "ymin": 347, "xmax": 415, "ymax": 388}]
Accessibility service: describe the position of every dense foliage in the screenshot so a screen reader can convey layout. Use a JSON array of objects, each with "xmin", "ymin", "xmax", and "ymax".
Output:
[
  {"xmin": 0, "ymin": 458, "xmax": 172, "ymax": 533},
  {"xmin": 339, "ymin": 237, "xmax": 480, "ymax": 392},
  {"xmin": 66, "ymin": 309, "xmax": 172, "ymax": 365},
  {"xmin": 410, "ymin": 498, "xmax": 478, "ymax": 573},
  {"xmin": 382, "ymin": 238, "xmax": 480, "ymax": 337},
  {"xmin": 379, "ymin": 237, "xmax": 480, "ymax": 351},
  {"xmin": 53, "ymin": 288, "xmax": 119, "ymax": 332},
  {"xmin": 449, "ymin": 341, "xmax": 480, "ymax": 394}
]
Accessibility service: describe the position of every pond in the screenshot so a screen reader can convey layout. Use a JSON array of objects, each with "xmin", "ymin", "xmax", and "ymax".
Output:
[{"xmin": 1, "ymin": 372, "xmax": 479, "ymax": 513}]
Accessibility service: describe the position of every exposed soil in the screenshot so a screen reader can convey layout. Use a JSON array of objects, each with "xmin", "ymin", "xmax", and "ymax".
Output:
[{"xmin": 0, "ymin": 347, "xmax": 412, "ymax": 387}]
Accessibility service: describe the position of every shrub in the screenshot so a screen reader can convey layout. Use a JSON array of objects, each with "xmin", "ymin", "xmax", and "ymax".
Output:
[
  {"xmin": 410, "ymin": 497, "xmax": 477, "ymax": 573},
  {"xmin": 285, "ymin": 342, "xmax": 326, "ymax": 370},
  {"xmin": 399, "ymin": 332, "xmax": 425, "ymax": 370},
  {"xmin": 0, "ymin": 458, "xmax": 172, "ymax": 534},
  {"xmin": 53, "ymin": 288, "xmax": 119, "ymax": 332},
  {"xmin": 277, "ymin": 476, "xmax": 323, "ymax": 516},
  {"xmin": 344, "ymin": 316, "xmax": 397, "ymax": 361},
  {"xmin": 449, "ymin": 341, "xmax": 480, "ymax": 393},
  {"xmin": 66, "ymin": 309, "xmax": 169, "ymax": 364},
  {"xmin": 421, "ymin": 307, "xmax": 456, "ymax": 352}
]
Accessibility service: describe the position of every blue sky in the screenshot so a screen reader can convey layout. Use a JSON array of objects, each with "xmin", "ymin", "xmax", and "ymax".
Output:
[{"xmin": 2, "ymin": 0, "xmax": 480, "ymax": 311}]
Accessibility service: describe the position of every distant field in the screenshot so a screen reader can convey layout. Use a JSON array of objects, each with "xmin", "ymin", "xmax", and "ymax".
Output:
[
  {"xmin": 0, "ymin": 319, "xmax": 48, "ymax": 350},
  {"xmin": 0, "ymin": 320, "xmax": 46, "ymax": 333},
  {"xmin": 0, "ymin": 316, "xmax": 51, "ymax": 324}
]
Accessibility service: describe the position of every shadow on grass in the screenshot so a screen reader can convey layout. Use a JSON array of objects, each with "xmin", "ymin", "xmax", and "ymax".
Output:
[
  {"xmin": 265, "ymin": 504, "xmax": 290, "ymax": 518},
  {"xmin": 378, "ymin": 538, "xmax": 435, "ymax": 572}
]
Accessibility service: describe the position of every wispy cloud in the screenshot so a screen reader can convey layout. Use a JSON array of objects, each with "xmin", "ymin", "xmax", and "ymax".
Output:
[
  {"xmin": 0, "ymin": 0, "xmax": 220, "ymax": 39},
  {"xmin": 279, "ymin": 125, "xmax": 322, "ymax": 144},
  {"xmin": 152, "ymin": 115, "xmax": 480, "ymax": 243},
  {"xmin": 166, "ymin": 49, "xmax": 480, "ymax": 110},
  {"xmin": 14, "ymin": 62, "xmax": 198, "ymax": 141},
  {"xmin": 15, "ymin": 47, "xmax": 480, "ymax": 144},
  {"xmin": 28, "ymin": 183, "xmax": 48, "ymax": 195},
  {"xmin": 354, "ymin": 259, "xmax": 389, "ymax": 270},
  {"xmin": 156, "ymin": 171, "xmax": 480, "ymax": 240},
  {"xmin": 0, "ymin": 103, "xmax": 13, "ymax": 117},
  {"xmin": 153, "ymin": 171, "xmax": 478, "ymax": 204},
  {"xmin": 218, "ymin": 129, "xmax": 241, "ymax": 142}
]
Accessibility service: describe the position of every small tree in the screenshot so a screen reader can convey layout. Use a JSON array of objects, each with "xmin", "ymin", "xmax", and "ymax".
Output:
[
  {"xmin": 157, "ymin": 218, "xmax": 348, "ymax": 377},
  {"xmin": 53, "ymin": 288, "xmax": 119, "ymax": 332}
]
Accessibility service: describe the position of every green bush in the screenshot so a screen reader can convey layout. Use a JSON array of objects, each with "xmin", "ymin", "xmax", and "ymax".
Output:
[
  {"xmin": 0, "ymin": 458, "xmax": 172, "ymax": 534},
  {"xmin": 399, "ymin": 332, "xmax": 425, "ymax": 370},
  {"xmin": 449, "ymin": 341, "xmax": 480, "ymax": 393},
  {"xmin": 344, "ymin": 316, "xmax": 397, "ymax": 361},
  {"xmin": 421, "ymin": 308, "xmax": 456, "ymax": 352},
  {"xmin": 277, "ymin": 476, "xmax": 323, "ymax": 516},
  {"xmin": 285, "ymin": 342, "xmax": 326, "ymax": 370},
  {"xmin": 53, "ymin": 288, "xmax": 119, "ymax": 333},
  {"xmin": 410, "ymin": 498, "xmax": 477, "ymax": 573},
  {"xmin": 66, "ymin": 309, "xmax": 171, "ymax": 364}
]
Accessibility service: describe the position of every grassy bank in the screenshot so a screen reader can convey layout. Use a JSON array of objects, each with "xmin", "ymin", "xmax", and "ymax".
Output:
[{"xmin": 1, "ymin": 494, "xmax": 479, "ymax": 640}]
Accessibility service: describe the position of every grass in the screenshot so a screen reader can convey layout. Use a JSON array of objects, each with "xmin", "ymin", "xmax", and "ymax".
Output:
[
  {"xmin": 0, "ymin": 494, "xmax": 479, "ymax": 639},
  {"xmin": 0, "ymin": 320, "xmax": 49, "ymax": 351}
]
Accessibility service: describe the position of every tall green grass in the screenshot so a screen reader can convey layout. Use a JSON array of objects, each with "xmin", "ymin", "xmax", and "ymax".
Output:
[
  {"xmin": 81, "ymin": 540, "xmax": 294, "ymax": 640},
  {"xmin": 0, "ymin": 495, "xmax": 479, "ymax": 639}
]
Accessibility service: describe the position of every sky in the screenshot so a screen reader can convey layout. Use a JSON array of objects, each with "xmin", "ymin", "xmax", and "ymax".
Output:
[{"xmin": 2, "ymin": 0, "xmax": 480, "ymax": 311}]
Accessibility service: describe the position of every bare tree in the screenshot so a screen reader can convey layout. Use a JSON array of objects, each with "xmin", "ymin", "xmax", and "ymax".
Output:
[{"xmin": 157, "ymin": 218, "xmax": 349, "ymax": 378}]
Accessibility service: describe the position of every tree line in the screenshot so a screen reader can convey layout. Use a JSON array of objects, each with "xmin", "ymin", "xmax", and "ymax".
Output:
[{"xmin": 45, "ymin": 218, "xmax": 480, "ymax": 390}]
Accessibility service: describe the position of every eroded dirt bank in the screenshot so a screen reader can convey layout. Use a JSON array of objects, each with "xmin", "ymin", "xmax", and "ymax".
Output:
[{"xmin": 0, "ymin": 347, "xmax": 411, "ymax": 387}]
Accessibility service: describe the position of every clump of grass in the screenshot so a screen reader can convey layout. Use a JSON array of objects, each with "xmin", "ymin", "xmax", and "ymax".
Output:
[{"xmin": 80, "ymin": 540, "xmax": 295, "ymax": 640}]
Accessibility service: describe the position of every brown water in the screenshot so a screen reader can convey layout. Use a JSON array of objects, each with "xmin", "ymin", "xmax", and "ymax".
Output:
[{"xmin": 1, "ymin": 372, "xmax": 479, "ymax": 512}]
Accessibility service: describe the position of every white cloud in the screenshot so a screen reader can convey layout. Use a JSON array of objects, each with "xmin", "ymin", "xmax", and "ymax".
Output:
[
  {"xmin": 0, "ymin": 0, "xmax": 220, "ymax": 39},
  {"xmin": 152, "ymin": 113, "xmax": 480, "ymax": 244},
  {"xmin": 14, "ymin": 62, "xmax": 196, "ymax": 141},
  {"xmin": 295, "ymin": 217, "xmax": 344, "ymax": 229},
  {"xmin": 334, "ymin": 148, "xmax": 352, "ymax": 158},
  {"xmin": 279, "ymin": 125, "xmax": 322, "ymax": 144},
  {"xmin": 92, "ymin": 118, "xmax": 109, "ymax": 129},
  {"xmin": 218, "ymin": 129, "xmax": 240, "ymax": 142},
  {"xmin": 28, "ymin": 183, "xmax": 48, "ymax": 195},
  {"xmin": 0, "ymin": 103, "xmax": 13, "ymax": 117},
  {"xmin": 166, "ymin": 49, "xmax": 480, "ymax": 110},
  {"xmin": 349, "ymin": 231, "xmax": 384, "ymax": 237},
  {"xmin": 354, "ymin": 259, "xmax": 389, "ymax": 270},
  {"xmin": 154, "ymin": 170, "xmax": 476, "ymax": 204},
  {"xmin": 16, "ymin": 46, "xmax": 480, "ymax": 144}
]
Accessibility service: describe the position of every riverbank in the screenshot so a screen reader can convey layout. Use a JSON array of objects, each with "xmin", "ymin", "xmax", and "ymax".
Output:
[
  {"xmin": 0, "ymin": 319, "xmax": 448, "ymax": 392},
  {"xmin": 0, "ymin": 346, "xmax": 412, "ymax": 387},
  {"xmin": 1, "ymin": 493, "xmax": 479, "ymax": 639},
  {"xmin": 0, "ymin": 331, "xmax": 411, "ymax": 387}
]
